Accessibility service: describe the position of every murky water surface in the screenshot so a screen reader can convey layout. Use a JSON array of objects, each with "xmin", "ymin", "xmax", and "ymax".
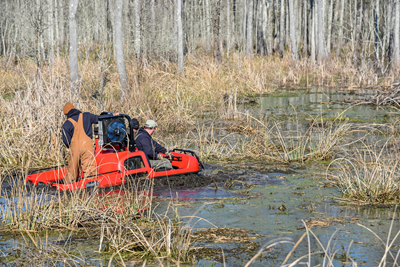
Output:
[{"xmin": 1, "ymin": 87, "xmax": 400, "ymax": 266}]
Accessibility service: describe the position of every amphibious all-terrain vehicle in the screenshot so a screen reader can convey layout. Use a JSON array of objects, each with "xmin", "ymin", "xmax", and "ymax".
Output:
[{"xmin": 26, "ymin": 114, "xmax": 204, "ymax": 191}]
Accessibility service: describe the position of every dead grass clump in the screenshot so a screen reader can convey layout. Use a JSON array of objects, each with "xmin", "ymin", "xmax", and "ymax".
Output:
[{"xmin": 327, "ymin": 139, "xmax": 400, "ymax": 203}]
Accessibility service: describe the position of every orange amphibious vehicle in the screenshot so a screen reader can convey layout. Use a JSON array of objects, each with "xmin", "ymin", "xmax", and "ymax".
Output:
[{"xmin": 26, "ymin": 114, "xmax": 204, "ymax": 191}]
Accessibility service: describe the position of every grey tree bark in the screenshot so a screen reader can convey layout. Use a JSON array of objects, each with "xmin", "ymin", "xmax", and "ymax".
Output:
[
  {"xmin": 115, "ymin": 0, "xmax": 129, "ymax": 97},
  {"xmin": 176, "ymin": 0, "xmax": 184, "ymax": 74},
  {"xmin": 69, "ymin": 0, "xmax": 79, "ymax": 93},
  {"xmin": 288, "ymin": 0, "xmax": 298, "ymax": 60},
  {"xmin": 303, "ymin": 0, "xmax": 308, "ymax": 55},
  {"xmin": 394, "ymin": 0, "xmax": 400, "ymax": 68},
  {"xmin": 205, "ymin": 0, "xmax": 211, "ymax": 51},
  {"xmin": 48, "ymin": 0, "xmax": 54, "ymax": 62},
  {"xmin": 317, "ymin": 0, "xmax": 325, "ymax": 62},
  {"xmin": 326, "ymin": 0, "xmax": 333, "ymax": 56},
  {"xmin": 134, "ymin": 0, "xmax": 140, "ymax": 58},
  {"xmin": 311, "ymin": 0, "xmax": 316, "ymax": 62},
  {"xmin": 214, "ymin": 0, "xmax": 222, "ymax": 62},
  {"xmin": 336, "ymin": 0, "xmax": 345, "ymax": 57},
  {"xmin": 279, "ymin": 0, "xmax": 285, "ymax": 57},
  {"xmin": 246, "ymin": 0, "xmax": 253, "ymax": 57}
]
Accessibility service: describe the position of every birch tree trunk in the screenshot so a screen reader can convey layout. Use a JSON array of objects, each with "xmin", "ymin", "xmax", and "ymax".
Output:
[
  {"xmin": 246, "ymin": 0, "xmax": 253, "ymax": 57},
  {"xmin": 288, "ymin": 0, "xmax": 298, "ymax": 60},
  {"xmin": 115, "ymin": 0, "xmax": 129, "ymax": 97},
  {"xmin": 176, "ymin": 0, "xmax": 184, "ymax": 73}
]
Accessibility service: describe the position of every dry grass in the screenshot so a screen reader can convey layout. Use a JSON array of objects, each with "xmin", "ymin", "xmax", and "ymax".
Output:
[
  {"xmin": 0, "ymin": 172, "xmax": 202, "ymax": 264},
  {"xmin": 0, "ymin": 50, "xmax": 395, "ymax": 170},
  {"xmin": 327, "ymin": 137, "xmax": 400, "ymax": 203},
  {"xmin": 279, "ymin": 207, "xmax": 400, "ymax": 266}
]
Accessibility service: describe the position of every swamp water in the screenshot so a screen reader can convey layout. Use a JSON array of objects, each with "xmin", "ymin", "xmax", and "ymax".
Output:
[{"xmin": 1, "ymin": 87, "xmax": 400, "ymax": 266}]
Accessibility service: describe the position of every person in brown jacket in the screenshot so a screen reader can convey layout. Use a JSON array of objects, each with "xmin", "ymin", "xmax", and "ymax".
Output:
[{"xmin": 62, "ymin": 102, "xmax": 118, "ymax": 184}]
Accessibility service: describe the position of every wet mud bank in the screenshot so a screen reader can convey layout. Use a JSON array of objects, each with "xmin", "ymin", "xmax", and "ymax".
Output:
[{"xmin": 151, "ymin": 162, "xmax": 292, "ymax": 191}]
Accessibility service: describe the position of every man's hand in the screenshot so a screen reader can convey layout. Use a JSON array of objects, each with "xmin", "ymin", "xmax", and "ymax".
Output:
[
  {"xmin": 165, "ymin": 151, "xmax": 173, "ymax": 161},
  {"xmin": 113, "ymin": 112, "xmax": 120, "ymax": 116},
  {"xmin": 157, "ymin": 153, "xmax": 164, "ymax": 160}
]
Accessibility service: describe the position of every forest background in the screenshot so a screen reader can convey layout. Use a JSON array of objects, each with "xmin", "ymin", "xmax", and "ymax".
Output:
[{"xmin": 0, "ymin": 0, "xmax": 400, "ymax": 168}]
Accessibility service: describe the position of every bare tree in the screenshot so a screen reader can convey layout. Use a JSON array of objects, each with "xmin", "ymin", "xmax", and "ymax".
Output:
[
  {"xmin": 115, "ymin": 0, "xmax": 129, "ymax": 97},
  {"xmin": 176, "ymin": 0, "xmax": 184, "ymax": 74},
  {"xmin": 214, "ymin": 0, "xmax": 222, "ymax": 62},
  {"xmin": 394, "ymin": 0, "xmax": 400, "ymax": 69},
  {"xmin": 69, "ymin": 0, "xmax": 79, "ymax": 93},
  {"xmin": 317, "ymin": 0, "xmax": 325, "ymax": 62},
  {"xmin": 336, "ymin": 0, "xmax": 345, "ymax": 57},
  {"xmin": 288, "ymin": 0, "xmax": 298, "ymax": 60},
  {"xmin": 279, "ymin": 0, "xmax": 285, "ymax": 57},
  {"xmin": 134, "ymin": 0, "xmax": 140, "ymax": 58},
  {"xmin": 246, "ymin": 0, "xmax": 253, "ymax": 57}
]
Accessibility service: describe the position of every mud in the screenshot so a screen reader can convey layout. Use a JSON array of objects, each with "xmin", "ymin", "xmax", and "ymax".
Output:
[{"xmin": 151, "ymin": 165, "xmax": 286, "ymax": 190}]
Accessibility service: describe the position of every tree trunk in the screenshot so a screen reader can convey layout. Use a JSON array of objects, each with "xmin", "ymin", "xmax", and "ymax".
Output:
[
  {"xmin": 336, "ymin": 0, "xmax": 345, "ymax": 57},
  {"xmin": 176, "ymin": 0, "xmax": 184, "ymax": 73},
  {"xmin": 48, "ymin": 0, "xmax": 54, "ymax": 62},
  {"xmin": 303, "ymin": 0, "xmax": 308, "ymax": 56},
  {"xmin": 288, "ymin": 0, "xmax": 298, "ymax": 60},
  {"xmin": 326, "ymin": 0, "xmax": 333, "ymax": 56},
  {"xmin": 108, "ymin": 0, "xmax": 116, "ymax": 57},
  {"xmin": 134, "ymin": 0, "xmax": 140, "ymax": 58},
  {"xmin": 115, "ymin": 0, "xmax": 129, "ymax": 97},
  {"xmin": 205, "ymin": 0, "xmax": 211, "ymax": 51},
  {"xmin": 394, "ymin": 0, "xmax": 400, "ymax": 69},
  {"xmin": 317, "ymin": 0, "xmax": 325, "ymax": 62},
  {"xmin": 246, "ymin": 0, "xmax": 253, "ymax": 57},
  {"xmin": 227, "ymin": 0, "xmax": 230, "ymax": 56},
  {"xmin": 279, "ymin": 0, "xmax": 285, "ymax": 57},
  {"xmin": 69, "ymin": 0, "xmax": 79, "ymax": 94},
  {"xmin": 213, "ymin": 0, "xmax": 222, "ymax": 62},
  {"xmin": 311, "ymin": 0, "xmax": 316, "ymax": 62},
  {"xmin": 55, "ymin": 0, "xmax": 60, "ymax": 57}
]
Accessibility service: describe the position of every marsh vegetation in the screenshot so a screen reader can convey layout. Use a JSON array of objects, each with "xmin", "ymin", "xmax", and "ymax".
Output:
[{"xmin": 2, "ymin": 0, "xmax": 400, "ymax": 265}]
